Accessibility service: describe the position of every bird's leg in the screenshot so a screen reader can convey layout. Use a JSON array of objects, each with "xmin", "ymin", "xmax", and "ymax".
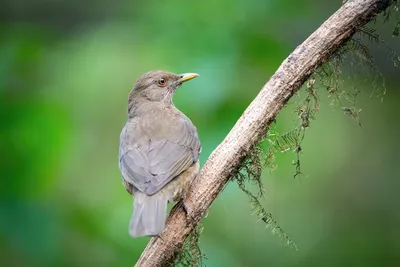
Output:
[
  {"xmin": 181, "ymin": 200, "xmax": 190, "ymax": 214},
  {"xmin": 181, "ymin": 199, "xmax": 197, "ymax": 223},
  {"xmin": 155, "ymin": 234, "xmax": 165, "ymax": 242}
]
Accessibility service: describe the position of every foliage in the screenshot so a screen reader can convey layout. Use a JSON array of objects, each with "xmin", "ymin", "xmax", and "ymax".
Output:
[
  {"xmin": 232, "ymin": 144, "xmax": 298, "ymax": 250},
  {"xmin": 172, "ymin": 225, "xmax": 206, "ymax": 267}
]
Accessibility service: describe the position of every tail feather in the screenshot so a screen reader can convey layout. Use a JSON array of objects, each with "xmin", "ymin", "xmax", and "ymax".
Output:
[{"xmin": 129, "ymin": 192, "xmax": 168, "ymax": 237}]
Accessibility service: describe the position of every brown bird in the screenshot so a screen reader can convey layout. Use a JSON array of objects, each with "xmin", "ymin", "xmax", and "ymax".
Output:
[{"xmin": 119, "ymin": 70, "xmax": 201, "ymax": 237}]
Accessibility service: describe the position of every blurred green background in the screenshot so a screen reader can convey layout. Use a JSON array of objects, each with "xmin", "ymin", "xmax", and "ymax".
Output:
[{"xmin": 1, "ymin": 0, "xmax": 399, "ymax": 266}]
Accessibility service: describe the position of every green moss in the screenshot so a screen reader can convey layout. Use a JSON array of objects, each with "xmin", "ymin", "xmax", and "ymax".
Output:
[{"xmin": 171, "ymin": 224, "xmax": 205, "ymax": 267}]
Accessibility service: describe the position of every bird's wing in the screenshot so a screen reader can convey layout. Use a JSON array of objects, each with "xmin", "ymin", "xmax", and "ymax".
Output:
[{"xmin": 119, "ymin": 115, "xmax": 201, "ymax": 195}]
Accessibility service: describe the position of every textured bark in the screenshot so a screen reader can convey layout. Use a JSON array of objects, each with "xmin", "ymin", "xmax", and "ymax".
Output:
[{"xmin": 135, "ymin": 0, "xmax": 393, "ymax": 266}]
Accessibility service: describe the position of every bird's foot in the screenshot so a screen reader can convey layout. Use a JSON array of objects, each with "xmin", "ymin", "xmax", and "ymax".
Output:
[
  {"xmin": 181, "ymin": 200, "xmax": 196, "ymax": 222},
  {"xmin": 155, "ymin": 234, "xmax": 165, "ymax": 242}
]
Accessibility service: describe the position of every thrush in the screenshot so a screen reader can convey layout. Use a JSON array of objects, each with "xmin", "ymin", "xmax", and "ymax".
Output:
[{"xmin": 119, "ymin": 70, "xmax": 201, "ymax": 237}]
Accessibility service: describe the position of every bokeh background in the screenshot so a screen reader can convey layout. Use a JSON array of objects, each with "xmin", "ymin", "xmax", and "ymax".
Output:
[{"xmin": 1, "ymin": 0, "xmax": 399, "ymax": 266}]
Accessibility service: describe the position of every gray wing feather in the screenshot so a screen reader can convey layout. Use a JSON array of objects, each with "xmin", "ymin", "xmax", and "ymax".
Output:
[{"xmin": 119, "ymin": 115, "xmax": 201, "ymax": 195}]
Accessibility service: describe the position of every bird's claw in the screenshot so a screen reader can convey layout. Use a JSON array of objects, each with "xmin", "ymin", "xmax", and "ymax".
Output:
[
  {"xmin": 156, "ymin": 234, "xmax": 165, "ymax": 242},
  {"xmin": 181, "ymin": 200, "xmax": 196, "ymax": 222}
]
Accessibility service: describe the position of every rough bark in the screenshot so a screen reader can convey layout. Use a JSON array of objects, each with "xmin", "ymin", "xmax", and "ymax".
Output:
[{"xmin": 135, "ymin": 0, "xmax": 393, "ymax": 266}]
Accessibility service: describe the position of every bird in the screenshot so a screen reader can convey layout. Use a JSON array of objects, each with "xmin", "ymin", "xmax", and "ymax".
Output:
[{"xmin": 118, "ymin": 70, "xmax": 201, "ymax": 238}]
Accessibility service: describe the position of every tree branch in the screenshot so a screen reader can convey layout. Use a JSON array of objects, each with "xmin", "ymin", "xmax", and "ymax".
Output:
[{"xmin": 135, "ymin": 0, "xmax": 393, "ymax": 266}]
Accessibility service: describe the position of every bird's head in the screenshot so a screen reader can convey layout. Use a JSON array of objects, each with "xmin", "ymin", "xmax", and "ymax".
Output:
[{"xmin": 129, "ymin": 70, "xmax": 198, "ymax": 105}]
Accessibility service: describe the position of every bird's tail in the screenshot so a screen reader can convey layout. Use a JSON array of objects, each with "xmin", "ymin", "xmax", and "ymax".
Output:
[{"xmin": 129, "ymin": 191, "xmax": 168, "ymax": 237}]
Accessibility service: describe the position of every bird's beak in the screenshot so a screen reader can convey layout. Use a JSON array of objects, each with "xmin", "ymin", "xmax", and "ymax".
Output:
[{"xmin": 178, "ymin": 73, "xmax": 199, "ymax": 83}]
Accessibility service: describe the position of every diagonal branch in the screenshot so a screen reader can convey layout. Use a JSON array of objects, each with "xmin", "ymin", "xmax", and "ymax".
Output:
[{"xmin": 135, "ymin": 0, "xmax": 393, "ymax": 266}]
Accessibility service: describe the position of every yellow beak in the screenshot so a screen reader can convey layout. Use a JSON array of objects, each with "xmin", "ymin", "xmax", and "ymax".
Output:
[{"xmin": 178, "ymin": 73, "xmax": 199, "ymax": 83}]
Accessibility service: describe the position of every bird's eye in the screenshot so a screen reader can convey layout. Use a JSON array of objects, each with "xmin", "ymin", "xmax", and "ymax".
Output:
[{"xmin": 157, "ymin": 78, "xmax": 167, "ymax": 87}]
